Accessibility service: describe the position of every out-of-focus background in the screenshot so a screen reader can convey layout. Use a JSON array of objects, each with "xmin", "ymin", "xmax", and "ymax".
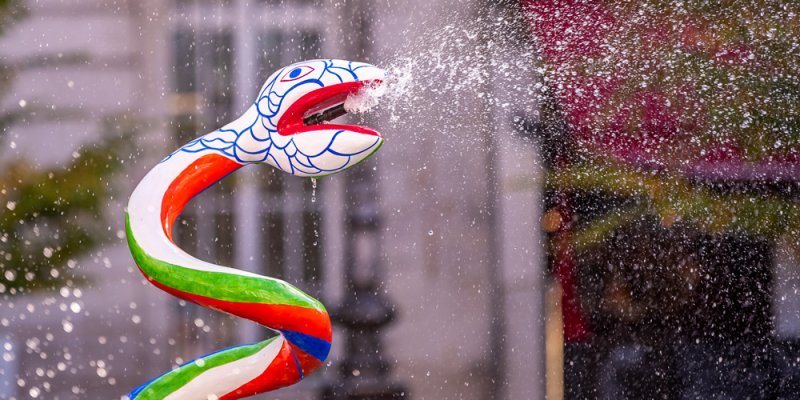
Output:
[{"xmin": 1, "ymin": 0, "xmax": 800, "ymax": 399}]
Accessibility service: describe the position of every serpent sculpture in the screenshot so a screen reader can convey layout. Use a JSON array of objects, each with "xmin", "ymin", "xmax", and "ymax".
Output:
[{"xmin": 125, "ymin": 59, "xmax": 386, "ymax": 399}]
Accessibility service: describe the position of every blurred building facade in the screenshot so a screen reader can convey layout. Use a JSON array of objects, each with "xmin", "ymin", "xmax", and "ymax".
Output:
[{"xmin": 0, "ymin": 0, "xmax": 546, "ymax": 399}]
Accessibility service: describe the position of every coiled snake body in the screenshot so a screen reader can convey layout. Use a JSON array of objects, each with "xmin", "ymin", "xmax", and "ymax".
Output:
[{"xmin": 126, "ymin": 59, "xmax": 385, "ymax": 399}]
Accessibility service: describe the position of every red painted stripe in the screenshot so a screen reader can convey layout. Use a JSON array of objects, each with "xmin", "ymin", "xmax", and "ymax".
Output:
[
  {"xmin": 220, "ymin": 339, "xmax": 302, "ymax": 400},
  {"xmin": 288, "ymin": 343, "xmax": 325, "ymax": 377},
  {"xmin": 138, "ymin": 265, "xmax": 332, "ymax": 342},
  {"xmin": 148, "ymin": 150, "xmax": 333, "ymax": 398},
  {"xmin": 160, "ymin": 154, "xmax": 243, "ymax": 240}
]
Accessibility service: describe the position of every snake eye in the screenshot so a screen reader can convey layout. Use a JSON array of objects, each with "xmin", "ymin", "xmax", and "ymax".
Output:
[{"xmin": 280, "ymin": 66, "xmax": 315, "ymax": 82}]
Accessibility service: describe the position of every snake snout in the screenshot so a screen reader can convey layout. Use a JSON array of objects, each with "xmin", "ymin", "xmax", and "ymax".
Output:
[{"xmin": 271, "ymin": 61, "xmax": 385, "ymax": 177}]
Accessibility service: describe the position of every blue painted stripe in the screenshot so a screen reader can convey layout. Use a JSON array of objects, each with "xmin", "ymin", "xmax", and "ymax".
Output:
[
  {"xmin": 291, "ymin": 350, "xmax": 304, "ymax": 380},
  {"xmin": 281, "ymin": 330, "xmax": 331, "ymax": 362}
]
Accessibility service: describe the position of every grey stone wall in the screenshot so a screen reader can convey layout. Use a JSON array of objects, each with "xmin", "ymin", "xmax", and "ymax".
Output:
[{"xmin": 0, "ymin": 1, "xmax": 546, "ymax": 399}]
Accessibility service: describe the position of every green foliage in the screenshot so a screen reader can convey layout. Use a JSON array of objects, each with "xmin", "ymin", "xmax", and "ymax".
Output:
[
  {"xmin": 0, "ymin": 0, "xmax": 27, "ymax": 35},
  {"xmin": 547, "ymin": 1, "xmax": 800, "ymax": 163},
  {"xmin": 0, "ymin": 0, "xmax": 131, "ymax": 295},
  {"xmin": 542, "ymin": 0, "xmax": 800, "ymax": 245},
  {"xmin": 549, "ymin": 157, "xmax": 800, "ymax": 249},
  {"xmin": 0, "ymin": 118, "xmax": 132, "ymax": 294}
]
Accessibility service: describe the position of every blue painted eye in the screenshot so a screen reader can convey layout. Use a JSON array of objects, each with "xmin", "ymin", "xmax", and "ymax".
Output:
[{"xmin": 280, "ymin": 65, "xmax": 315, "ymax": 82}]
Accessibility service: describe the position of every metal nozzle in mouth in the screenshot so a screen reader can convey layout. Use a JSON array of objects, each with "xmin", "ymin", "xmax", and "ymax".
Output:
[{"xmin": 303, "ymin": 103, "xmax": 348, "ymax": 126}]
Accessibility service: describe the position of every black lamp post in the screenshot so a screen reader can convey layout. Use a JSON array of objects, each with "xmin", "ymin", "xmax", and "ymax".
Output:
[{"xmin": 320, "ymin": 175, "xmax": 407, "ymax": 400}]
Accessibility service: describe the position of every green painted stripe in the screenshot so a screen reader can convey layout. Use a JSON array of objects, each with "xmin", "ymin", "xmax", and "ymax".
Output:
[
  {"xmin": 134, "ymin": 337, "xmax": 278, "ymax": 400},
  {"xmin": 125, "ymin": 213, "xmax": 325, "ymax": 312}
]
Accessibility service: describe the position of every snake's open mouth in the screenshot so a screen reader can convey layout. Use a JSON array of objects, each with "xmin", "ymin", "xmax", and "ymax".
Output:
[{"xmin": 277, "ymin": 80, "xmax": 382, "ymax": 137}]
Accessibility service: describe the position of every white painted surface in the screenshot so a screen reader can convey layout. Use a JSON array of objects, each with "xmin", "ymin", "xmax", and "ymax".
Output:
[{"xmin": 163, "ymin": 337, "xmax": 284, "ymax": 400}]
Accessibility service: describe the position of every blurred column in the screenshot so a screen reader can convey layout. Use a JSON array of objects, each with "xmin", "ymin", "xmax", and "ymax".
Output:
[{"xmin": 480, "ymin": 0, "xmax": 546, "ymax": 398}]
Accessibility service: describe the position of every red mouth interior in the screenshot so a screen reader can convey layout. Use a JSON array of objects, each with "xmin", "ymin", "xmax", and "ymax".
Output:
[{"xmin": 277, "ymin": 81, "xmax": 382, "ymax": 137}]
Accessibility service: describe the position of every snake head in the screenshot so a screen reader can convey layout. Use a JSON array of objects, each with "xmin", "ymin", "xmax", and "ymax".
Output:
[{"xmin": 254, "ymin": 59, "xmax": 385, "ymax": 177}]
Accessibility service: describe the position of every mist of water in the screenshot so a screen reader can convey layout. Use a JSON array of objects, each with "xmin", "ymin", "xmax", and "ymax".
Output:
[{"xmin": 344, "ymin": 15, "xmax": 539, "ymax": 142}]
